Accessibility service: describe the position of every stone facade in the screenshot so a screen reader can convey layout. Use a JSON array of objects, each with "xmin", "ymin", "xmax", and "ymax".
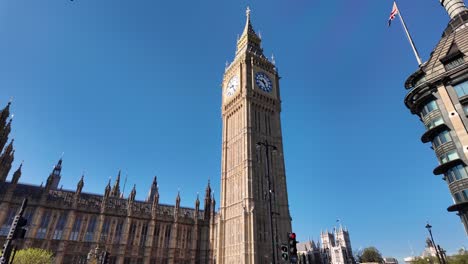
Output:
[
  {"xmin": 0, "ymin": 111, "xmax": 216, "ymax": 264},
  {"xmin": 216, "ymin": 7, "xmax": 292, "ymax": 264},
  {"xmin": 320, "ymin": 227, "xmax": 355, "ymax": 264},
  {"xmin": 404, "ymin": 0, "xmax": 468, "ymax": 234}
]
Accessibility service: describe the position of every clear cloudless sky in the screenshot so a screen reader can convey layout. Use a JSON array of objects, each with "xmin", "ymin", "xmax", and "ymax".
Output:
[{"xmin": 0, "ymin": 0, "xmax": 467, "ymax": 260}]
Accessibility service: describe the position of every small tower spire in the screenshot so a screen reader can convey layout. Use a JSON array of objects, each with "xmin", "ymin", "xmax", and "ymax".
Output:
[
  {"xmin": 176, "ymin": 190, "xmax": 181, "ymax": 207},
  {"xmin": 11, "ymin": 162, "xmax": 22, "ymax": 184},
  {"xmin": 0, "ymin": 101, "xmax": 11, "ymax": 130},
  {"xmin": 235, "ymin": 6, "xmax": 264, "ymax": 58},
  {"xmin": 104, "ymin": 178, "xmax": 111, "ymax": 198},
  {"xmin": 0, "ymin": 140, "xmax": 15, "ymax": 182},
  {"xmin": 439, "ymin": 0, "xmax": 468, "ymax": 19},
  {"xmin": 0, "ymin": 118, "xmax": 12, "ymax": 153},
  {"xmin": 46, "ymin": 158, "xmax": 62, "ymax": 190},
  {"xmin": 129, "ymin": 184, "xmax": 136, "ymax": 201},
  {"xmin": 146, "ymin": 176, "xmax": 159, "ymax": 202},
  {"xmin": 76, "ymin": 174, "xmax": 84, "ymax": 195},
  {"xmin": 111, "ymin": 170, "xmax": 121, "ymax": 198}
]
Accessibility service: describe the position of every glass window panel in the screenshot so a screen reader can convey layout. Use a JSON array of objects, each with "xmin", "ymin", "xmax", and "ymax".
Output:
[
  {"xmin": 447, "ymin": 150, "xmax": 459, "ymax": 161},
  {"xmin": 454, "ymin": 81, "xmax": 468, "ymax": 97},
  {"xmin": 433, "ymin": 117, "xmax": 444, "ymax": 127},
  {"xmin": 463, "ymin": 190, "xmax": 468, "ymax": 201},
  {"xmin": 455, "ymin": 192, "xmax": 463, "ymax": 203}
]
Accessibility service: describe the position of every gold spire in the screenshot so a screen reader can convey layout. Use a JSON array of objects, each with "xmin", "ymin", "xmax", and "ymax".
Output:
[{"xmin": 235, "ymin": 6, "xmax": 264, "ymax": 58}]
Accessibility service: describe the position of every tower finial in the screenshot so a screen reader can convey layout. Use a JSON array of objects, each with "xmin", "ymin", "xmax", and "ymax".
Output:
[{"xmin": 246, "ymin": 6, "xmax": 251, "ymax": 19}]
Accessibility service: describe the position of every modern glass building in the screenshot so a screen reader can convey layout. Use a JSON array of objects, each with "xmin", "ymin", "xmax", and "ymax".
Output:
[{"xmin": 404, "ymin": 0, "xmax": 468, "ymax": 234}]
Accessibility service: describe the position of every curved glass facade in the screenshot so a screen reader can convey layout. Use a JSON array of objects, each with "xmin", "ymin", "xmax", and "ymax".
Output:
[{"xmin": 446, "ymin": 164, "xmax": 468, "ymax": 183}]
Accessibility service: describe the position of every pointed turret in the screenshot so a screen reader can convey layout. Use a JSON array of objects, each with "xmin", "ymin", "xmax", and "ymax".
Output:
[
  {"xmin": 110, "ymin": 170, "xmax": 121, "ymax": 198},
  {"xmin": 195, "ymin": 194, "xmax": 200, "ymax": 211},
  {"xmin": 0, "ymin": 101, "xmax": 11, "ymax": 130},
  {"xmin": 104, "ymin": 179, "xmax": 111, "ymax": 198},
  {"xmin": 235, "ymin": 7, "xmax": 265, "ymax": 59},
  {"xmin": 11, "ymin": 162, "xmax": 22, "ymax": 184},
  {"xmin": 146, "ymin": 176, "xmax": 159, "ymax": 202},
  {"xmin": 0, "ymin": 118, "xmax": 12, "ymax": 153},
  {"xmin": 46, "ymin": 158, "xmax": 62, "ymax": 190},
  {"xmin": 176, "ymin": 191, "xmax": 181, "ymax": 208},
  {"xmin": 129, "ymin": 184, "xmax": 136, "ymax": 201},
  {"xmin": 204, "ymin": 180, "xmax": 212, "ymax": 220},
  {"xmin": 439, "ymin": 0, "xmax": 468, "ymax": 19},
  {"xmin": 76, "ymin": 175, "xmax": 84, "ymax": 195},
  {"xmin": 0, "ymin": 140, "xmax": 14, "ymax": 182}
]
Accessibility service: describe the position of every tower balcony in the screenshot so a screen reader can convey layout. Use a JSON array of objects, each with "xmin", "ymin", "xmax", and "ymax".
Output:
[
  {"xmin": 421, "ymin": 123, "xmax": 449, "ymax": 143},
  {"xmin": 447, "ymin": 201, "xmax": 468, "ymax": 212},
  {"xmin": 434, "ymin": 157, "xmax": 464, "ymax": 175}
]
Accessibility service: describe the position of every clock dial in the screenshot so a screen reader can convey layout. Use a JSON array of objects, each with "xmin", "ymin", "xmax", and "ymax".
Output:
[
  {"xmin": 225, "ymin": 75, "xmax": 239, "ymax": 98},
  {"xmin": 255, "ymin": 72, "xmax": 273, "ymax": 93}
]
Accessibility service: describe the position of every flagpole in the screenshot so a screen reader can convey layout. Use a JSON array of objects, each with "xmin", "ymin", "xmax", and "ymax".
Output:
[{"xmin": 395, "ymin": 1, "xmax": 423, "ymax": 66}]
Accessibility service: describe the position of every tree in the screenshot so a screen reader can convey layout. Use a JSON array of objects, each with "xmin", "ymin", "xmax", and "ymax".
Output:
[
  {"xmin": 358, "ymin": 247, "xmax": 384, "ymax": 263},
  {"xmin": 448, "ymin": 253, "xmax": 468, "ymax": 264},
  {"xmin": 13, "ymin": 248, "xmax": 53, "ymax": 264}
]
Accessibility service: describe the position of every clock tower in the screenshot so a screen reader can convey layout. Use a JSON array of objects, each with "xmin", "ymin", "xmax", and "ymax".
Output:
[{"xmin": 216, "ymin": 8, "xmax": 292, "ymax": 264}]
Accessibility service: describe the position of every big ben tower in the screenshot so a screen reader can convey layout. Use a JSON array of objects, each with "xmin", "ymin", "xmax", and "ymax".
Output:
[{"xmin": 216, "ymin": 7, "xmax": 292, "ymax": 264}]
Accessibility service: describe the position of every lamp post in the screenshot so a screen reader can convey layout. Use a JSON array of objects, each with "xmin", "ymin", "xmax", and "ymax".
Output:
[
  {"xmin": 425, "ymin": 223, "xmax": 445, "ymax": 264},
  {"xmin": 256, "ymin": 140, "xmax": 277, "ymax": 264}
]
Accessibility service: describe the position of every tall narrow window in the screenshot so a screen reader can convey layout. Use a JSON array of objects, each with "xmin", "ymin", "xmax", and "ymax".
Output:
[
  {"xmin": 164, "ymin": 225, "xmax": 171, "ymax": 248},
  {"xmin": 140, "ymin": 223, "xmax": 148, "ymax": 247},
  {"xmin": 84, "ymin": 216, "xmax": 97, "ymax": 242},
  {"xmin": 114, "ymin": 219, "xmax": 124, "ymax": 242},
  {"xmin": 36, "ymin": 211, "xmax": 51, "ymax": 239},
  {"xmin": 53, "ymin": 212, "xmax": 68, "ymax": 240},
  {"xmin": 128, "ymin": 221, "xmax": 137, "ymax": 245},
  {"xmin": 70, "ymin": 215, "xmax": 82, "ymax": 241},
  {"xmin": 153, "ymin": 223, "xmax": 160, "ymax": 248},
  {"xmin": 0, "ymin": 208, "xmax": 17, "ymax": 236},
  {"xmin": 100, "ymin": 218, "xmax": 111, "ymax": 243}
]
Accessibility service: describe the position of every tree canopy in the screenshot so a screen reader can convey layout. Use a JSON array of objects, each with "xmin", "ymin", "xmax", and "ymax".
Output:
[
  {"xmin": 358, "ymin": 247, "xmax": 384, "ymax": 263},
  {"xmin": 13, "ymin": 248, "xmax": 53, "ymax": 264}
]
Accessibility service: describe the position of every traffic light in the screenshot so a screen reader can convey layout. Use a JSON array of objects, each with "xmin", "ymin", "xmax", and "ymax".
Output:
[
  {"xmin": 288, "ymin": 232, "xmax": 298, "ymax": 264},
  {"xmin": 280, "ymin": 244, "xmax": 289, "ymax": 261}
]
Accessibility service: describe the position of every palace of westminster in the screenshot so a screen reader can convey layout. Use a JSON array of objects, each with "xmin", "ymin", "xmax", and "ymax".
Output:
[{"xmin": 2, "ymin": 0, "xmax": 468, "ymax": 263}]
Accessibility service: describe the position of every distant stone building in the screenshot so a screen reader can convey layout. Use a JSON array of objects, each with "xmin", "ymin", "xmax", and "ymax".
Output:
[
  {"xmin": 296, "ymin": 226, "xmax": 355, "ymax": 264},
  {"xmin": 383, "ymin": 257, "xmax": 399, "ymax": 264},
  {"xmin": 297, "ymin": 239, "xmax": 322, "ymax": 264},
  {"xmin": 320, "ymin": 227, "xmax": 355, "ymax": 264}
]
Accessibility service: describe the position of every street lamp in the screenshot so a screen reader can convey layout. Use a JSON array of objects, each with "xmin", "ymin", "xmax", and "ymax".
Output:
[
  {"xmin": 256, "ymin": 140, "xmax": 277, "ymax": 264},
  {"xmin": 425, "ymin": 223, "xmax": 445, "ymax": 264}
]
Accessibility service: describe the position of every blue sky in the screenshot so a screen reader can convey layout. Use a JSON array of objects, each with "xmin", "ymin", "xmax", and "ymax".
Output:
[{"xmin": 1, "ymin": 0, "xmax": 466, "ymax": 260}]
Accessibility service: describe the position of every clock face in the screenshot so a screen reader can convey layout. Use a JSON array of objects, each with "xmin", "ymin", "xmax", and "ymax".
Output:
[
  {"xmin": 225, "ymin": 75, "xmax": 239, "ymax": 98},
  {"xmin": 255, "ymin": 72, "xmax": 273, "ymax": 93}
]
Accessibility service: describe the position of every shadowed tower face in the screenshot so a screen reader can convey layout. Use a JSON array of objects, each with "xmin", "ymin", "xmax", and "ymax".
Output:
[{"xmin": 216, "ymin": 7, "xmax": 292, "ymax": 264}]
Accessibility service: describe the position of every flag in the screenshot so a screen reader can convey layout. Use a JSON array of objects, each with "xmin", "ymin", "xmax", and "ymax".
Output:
[{"xmin": 388, "ymin": 2, "xmax": 399, "ymax": 26}]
